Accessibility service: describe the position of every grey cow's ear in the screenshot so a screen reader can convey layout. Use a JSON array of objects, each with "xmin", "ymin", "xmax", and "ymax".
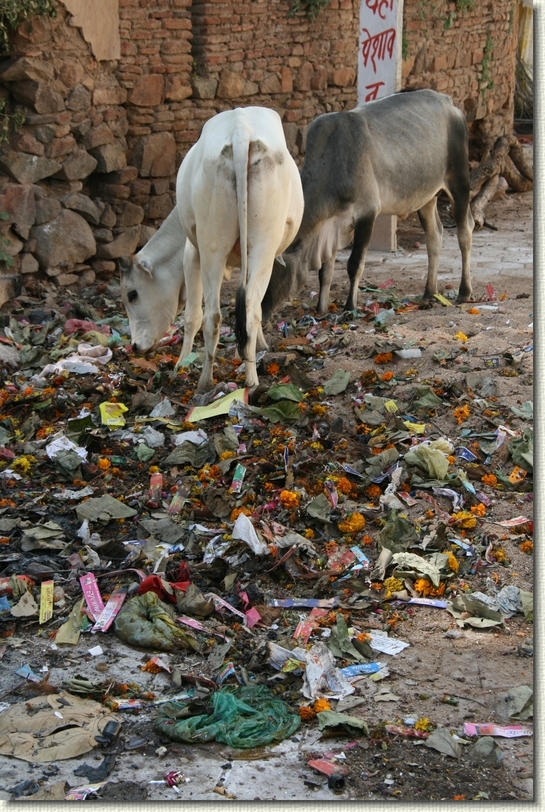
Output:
[{"xmin": 136, "ymin": 258, "xmax": 153, "ymax": 277}]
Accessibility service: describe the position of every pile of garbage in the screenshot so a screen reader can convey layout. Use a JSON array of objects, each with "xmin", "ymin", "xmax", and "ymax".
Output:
[{"xmin": 0, "ymin": 279, "xmax": 533, "ymax": 799}]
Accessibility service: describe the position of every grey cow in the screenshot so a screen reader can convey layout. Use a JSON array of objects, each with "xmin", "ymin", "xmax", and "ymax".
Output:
[{"xmin": 262, "ymin": 89, "xmax": 474, "ymax": 321}]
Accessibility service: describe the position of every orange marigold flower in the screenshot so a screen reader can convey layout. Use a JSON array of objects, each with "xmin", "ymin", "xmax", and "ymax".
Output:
[
  {"xmin": 313, "ymin": 698, "xmax": 331, "ymax": 713},
  {"xmin": 230, "ymin": 506, "xmax": 252, "ymax": 522},
  {"xmin": 141, "ymin": 660, "xmax": 161, "ymax": 674},
  {"xmin": 467, "ymin": 307, "xmax": 480, "ymax": 315},
  {"xmin": 453, "ymin": 795, "xmax": 466, "ymax": 801},
  {"xmin": 374, "ymin": 352, "xmax": 393, "ymax": 365},
  {"xmin": 481, "ymin": 473, "xmax": 497, "ymax": 486},
  {"xmin": 366, "ymin": 484, "xmax": 381, "ymax": 500},
  {"xmin": 447, "ymin": 551, "xmax": 459, "ymax": 573},
  {"xmin": 381, "ymin": 371, "xmax": 394, "ymax": 381},
  {"xmin": 328, "ymin": 303, "xmax": 338, "ymax": 312},
  {"xmin": 520, "ymin": 540, "xmax": 533, "ymax": 554},
  {"xmin": 299, "ymin": 705, "xmax": 316, "ymax": 721},
  {"xmin": 356, "ymin": 632, "xmax": 372, "ymax": 643},
  {"xmin": 97, "ymin": 457, "xmax": 111, "ymax": 470},
  {"xmin": 220, "ymin": 450, "xmax": 236, "ymax": 461},
  {"xmin": 370, "ymin": 582, "xmax": 383, "ymax": 592},
  {"xmin": 451, "ymin": 510, "xmax": 477, "ymax": 528},
  {"xmin": 312, "ymin": 404, "xmax": 328, "ymax": 416},
  {"xmin": 279, "ymin": 489, "xmax": 300, "ymax": 509},
  {"xmin": 453, "ymin": 404, "xmax": 470, "ymax": 424},
  {"xmin": 362, "ymin": 534, "xmax": 373, "ymax": 546},
  {"xmin": 149, "ymin": 465, "xmax": 160, "ymax": 473},
  {"xmin": 470, "ymin": 503, "xmax": 486, "ymax": 517},
  {"xmin": 266, "ymin": 362, "xmax": 280, "ymax": 375},
  {"xmin": 304, "ymin": 528, "xmax": 315, "ymax": 539},
  {"xmin": 338, "ymin": 512, "xmax": 365, "ymax": 534}
]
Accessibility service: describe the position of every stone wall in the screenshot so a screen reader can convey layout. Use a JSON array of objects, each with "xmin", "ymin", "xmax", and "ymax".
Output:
[{"xmin": 0, "ymin": 0, "xmax": 519, "ymax": 297}]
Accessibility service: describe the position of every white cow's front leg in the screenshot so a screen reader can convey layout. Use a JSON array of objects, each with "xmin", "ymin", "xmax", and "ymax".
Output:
[{"xmin": 175, "ymin": 241, "xmax": 202, "ymax": 372}]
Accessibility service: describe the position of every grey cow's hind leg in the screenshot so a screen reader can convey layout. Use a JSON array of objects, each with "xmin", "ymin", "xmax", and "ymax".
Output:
[
  {"xmin": 317, "ymin": 254, "xmax": 336, "ymax": 314},
  {"xmin": 344, "ymin": 215, "xmax": 375, "ymax": 311},
  {"xmin": 418, "ymin": 197, "xmax": 444, "ymax": 301},
  {"xmin": 451, "ymin": 195, "xmax": 473, "ymax": 303}
]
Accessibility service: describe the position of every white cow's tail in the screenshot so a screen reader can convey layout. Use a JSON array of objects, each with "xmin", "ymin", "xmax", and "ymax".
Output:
[{"xmin": 233, "ymin": 120, "xmax": 251, "ymax": 359}]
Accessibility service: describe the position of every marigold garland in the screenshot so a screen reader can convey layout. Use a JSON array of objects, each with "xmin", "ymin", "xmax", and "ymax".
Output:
[
  {"xmin": 279, "ymin": 489, "xmax": 300, "ymax": 509},
  {"xmin": 374, "ymin": 352, "xmax": 393, "ymax": 365}
]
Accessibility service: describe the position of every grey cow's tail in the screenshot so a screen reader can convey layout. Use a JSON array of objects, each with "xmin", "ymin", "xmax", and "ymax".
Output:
[{"xmin": 233, "ymin": 120, "xmax": 250, "ymax": 359}]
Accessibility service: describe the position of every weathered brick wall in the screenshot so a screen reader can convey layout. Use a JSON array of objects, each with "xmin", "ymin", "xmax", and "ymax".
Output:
[
  {"xmin": 402, "ymin": 0, "xmax": 518, "ymax": 150},
  {"xmin": 0, "ymin": 0, "xmax": 519, "ymax": 292}
]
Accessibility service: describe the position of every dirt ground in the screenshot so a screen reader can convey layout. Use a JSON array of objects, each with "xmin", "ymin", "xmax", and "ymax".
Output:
[{"xmin": 0, "ymin": 162, "xmax": 534, "ymax": 803}]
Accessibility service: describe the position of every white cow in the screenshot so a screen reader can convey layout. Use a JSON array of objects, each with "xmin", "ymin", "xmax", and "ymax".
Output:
[
  {"xmin": 176, "ymin": 106, "xmax": 303, "ymax": 391},
  {"xmin": 119, "ymin": 206, "xmax": 187, "ymax": 352},
  {"xmin": 121, "ymin": 107, "xmax": 304, "ymax": 394}
]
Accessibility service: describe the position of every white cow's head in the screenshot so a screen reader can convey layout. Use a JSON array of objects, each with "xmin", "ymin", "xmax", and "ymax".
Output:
[{"xmin": 119, "ymin": 254, "xmax": 185, "ymax": 354}]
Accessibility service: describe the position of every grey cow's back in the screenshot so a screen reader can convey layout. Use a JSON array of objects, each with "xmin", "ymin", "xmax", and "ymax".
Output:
[{"xmin": 297, "ymin": 89, "xmax": 468, "ymax": 230}]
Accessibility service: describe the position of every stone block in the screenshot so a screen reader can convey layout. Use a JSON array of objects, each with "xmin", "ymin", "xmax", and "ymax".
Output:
[
  {"xmin": 0, "ymin": 275, "xmax": 22, "ymax": 307},
  {"xmin": 12, "ymin": 133, "xmax": 44, "ymax": 156},
  {"xmin": 260, "ymin": 73, "xmax": 281, "ymax": 94},
  {"xmin": 66, "ymin": 84, "xmax": 92, "ymax": 112},
  {"xmin": 0, "ymin": 185, "xmax": 36, "ymax": 228},
  {"xmin": 217, "ymin": 69, "xmax": 246, "ymax": 99},
  {"xmin": 104, "ymin": 166, "xmax": 139, "ymax": 184},
  {"xmin": 93, "ymin": 86, "xmax": 129, "ymax": 106},
  {"xmin": 99, "ymin": 203, "xmax": 117, "ymax": 228},
  {"xmin": 96, "ymin": 226, "xmax": 140, "ymax": 259},
  {"xmin": 61, "ymin": 193, "xmax": 101, "ymax": 225},
  {"xmin": 30, "ymin": 209, "xmax": 96, "ymax": 268},
  {"xmin": 46, "ymin": 135, "xmax": 77, "ymax": 160},
  {"xmin": 89, "ymin": 141, "xmax": 127, "ymax": 174},
  {"xmin": 0, "ymin": 152, "xmax": 61, "ymax": 184},
  {"xmin": 191, "ymin": 76, "xmax": 218, "ymax": 100},
  {"xmin": 0, "ymin": 57, "xmax": 54, "ymax": 83},
  {"xmin": 115, "ymin": 202, "xmax": 145, "ymax": 227},
  {"xmin": 55, "ymin": 149, "xmax": 98, "ymax": 181},
  {"xmin": 34, "ymin": 198, "xmax": 62, "ymax": 225},
  {"xmin": 151, "ymin": 178, "xmax": 170, "ymax": 195},
  {"xmin": 20, "ymin": 253, "xmax": 39, "ymax": 274},
  {"xmin": 145, "ymin": 193, "xmax": 174, "ymax": 220},
  {"xmin": 165, "ymin": 75, "xmax": 192, "ymax": 101},
  {"xmin": 132, "ymin": 132, "xmax": 176, "ymax": 178},
  {"xmin": 294, "ymin": 62, "xmax": 314, "ymax": 92},
  {"xmin": 81, "ymin": 123, "xmax": 115, "ymax": 150},
  {"xmin": 11, "ymin": 81, "xmax": 65, "ymax": 114},
  {"xmin": 129, "ymin": 74, "xmax": 164, "ymax": 107}
]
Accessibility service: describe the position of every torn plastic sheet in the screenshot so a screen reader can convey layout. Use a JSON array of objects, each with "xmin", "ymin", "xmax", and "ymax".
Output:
[
  {"xmin": 368, "ymin": 632, "xmax": 410, "ymax": 655},
  {"xmin": 46, "ymin": 434, "xmax": 88, "ymax": 462},
  {"xmin": 36, "ymin": 343, "xmax": 113, "ymax": 378},
  {"xmin": 231, "ymin": 512, "xmax": 269, "ymax": 555},
  {"xmin": 302, "ymin": 643, "xmax": 355, "ymax": 700}
]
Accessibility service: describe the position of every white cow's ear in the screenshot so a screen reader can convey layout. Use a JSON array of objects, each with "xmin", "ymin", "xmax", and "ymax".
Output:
[
  {"xmin": 276, "ymin": 254, "xmax": 286, "ymax": 267},
  {"xmin": 137, "ymin": 258, "xmax": 153, "ymax": 276}
]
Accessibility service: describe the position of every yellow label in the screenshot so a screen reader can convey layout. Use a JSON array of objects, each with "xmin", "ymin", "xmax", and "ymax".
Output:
[
  {"xmin": 433, "ymin": 293, "xmax": 453, "ymax": 306},
  {"xmin": 39, "ymin": 579, "xmax": 55, "ymax": 624}
]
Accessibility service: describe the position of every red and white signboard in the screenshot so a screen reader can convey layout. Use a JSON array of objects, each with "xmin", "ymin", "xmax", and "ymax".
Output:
[{"xmin": 358, "ymin": 0, "xmax": 403, "ymax": 105}]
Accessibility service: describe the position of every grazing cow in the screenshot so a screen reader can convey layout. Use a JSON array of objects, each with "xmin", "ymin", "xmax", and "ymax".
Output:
[
  {"xmin": 261, "ymin": 89, "xmax": 474, "ymax": 322},
  {"xmin": 119, "ymin": 206, "xmax": 187, "ymax": 353},
  {"xmin": 176, "ymin": 106, "xmax": 303, "ymax": 391}
]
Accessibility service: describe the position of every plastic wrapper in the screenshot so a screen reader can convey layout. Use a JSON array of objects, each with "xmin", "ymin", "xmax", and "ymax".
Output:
[
  {"xmin": 114, "ymin": 591, "xmax": 199, "ymax": 651},
  {"xmin": 155, "ymin": 685, "xmax": 300, "ymax": 748}
]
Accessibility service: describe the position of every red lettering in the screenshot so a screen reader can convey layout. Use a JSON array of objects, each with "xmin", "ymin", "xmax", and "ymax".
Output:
[
  {"xmin": 365, "ymin": 0, "xmax": 394, "ymax": 20},
  {"xmin": 361, "ymin": 28, "xmax": 396, "ymax": 73},
  {"xmin": 365, "ymin": 81, "xmax": 385, "ymax": 101}
]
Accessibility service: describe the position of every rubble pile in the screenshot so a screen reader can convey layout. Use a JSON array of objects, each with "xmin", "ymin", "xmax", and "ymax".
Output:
[{"xmin": 0, "ymin": 276, "xmax": 533, "ymax": 801}]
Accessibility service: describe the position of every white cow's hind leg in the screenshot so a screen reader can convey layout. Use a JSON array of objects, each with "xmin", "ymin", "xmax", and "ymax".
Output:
[
  {"xmin": 175, "ymin": 241, "xmax": 202, "ymax": 372},
  {"xmin": 256, "ymin": 322, "xmax": 269, "ymax": 352},
  {"xmin": 419, "ymin": 197, "xmax": 443, "ymax": 301},
  {"xmin": 197, "ymin": 259, "xmax": 225, "ymax": 392}
]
